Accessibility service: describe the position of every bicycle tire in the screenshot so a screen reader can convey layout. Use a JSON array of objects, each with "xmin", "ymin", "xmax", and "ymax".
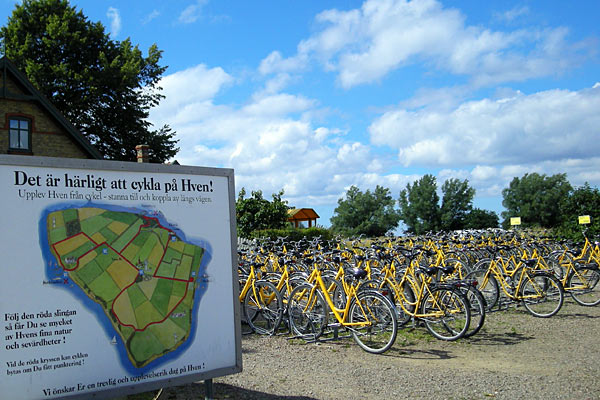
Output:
[
  {"xmin": 419, "ymin": 287, "xmax": 470, "ymax": 341},
  {"xmin": 566, "ymin": 265, "xmax": 600, "ymax": 306},
  {"xmin": 243, "ymin": 280, "xmax": 284, "ymax": 335},
  {"xmin": 391, "ymin": 280, "xmax": 416, "ymax": 327},
  {"xmin": 444, "ymin": 251, "xmax": 471, "ymax": 269},
  {"xmin": 465, "ymin": 269, "xmax": 499, "ymax": 311},
  {"xmin": 329, "ymin": 278, "xmax": 348, "ymax": 309},
  {"xmin": 360, "ymin": 278, "xmax": 412, "ymax": 327},
  {"xmin": 461, "ymin": 285, "xmax": 486, "ymax": 338},
  {"xmin": 473, "ymin": 258, "xmax": 492, "ymax": 271},
  {"xmin": 546, "ymin": 251, "xmax": 570, "ymax": 280},
  {"xmin": 518, "ymin": 272, "xmax": 564, "ymax": 318},
  {"xmin": 287, "ymin": 284, "xmax": 328, "ymax": 340},
  {"xmin": 348, "ymin": 290, "xmax": 398, "ymax": 354}
]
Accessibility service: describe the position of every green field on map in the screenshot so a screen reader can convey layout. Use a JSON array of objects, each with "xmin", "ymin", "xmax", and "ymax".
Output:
[{"xmin": 46, "ymin": 207, "xmax": 205, "ymax": 368}]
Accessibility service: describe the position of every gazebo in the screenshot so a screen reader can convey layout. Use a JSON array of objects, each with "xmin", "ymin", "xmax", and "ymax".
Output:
[{"xmin": 288, "ymin": 208, "xmax": 320, "ymax": 228}]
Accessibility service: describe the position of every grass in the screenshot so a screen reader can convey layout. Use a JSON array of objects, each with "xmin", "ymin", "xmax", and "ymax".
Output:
[{"xmin": 395, "ymin": 326, "xmax": 435, "ymax": 345}]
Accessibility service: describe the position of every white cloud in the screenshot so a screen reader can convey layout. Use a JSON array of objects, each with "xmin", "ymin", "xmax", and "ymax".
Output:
[
  {"xmin": 471, "ymin": 165, "xmax": 497, "ymax": 181},
  {"xmin": 151, "ymin": 69, "xmax": 600, "ymax": 225},
  {"xmin": 244, "ymin": 93, "xmax": 315, "ymax": 117},
  {"xmin": 336, "ymin": 142, "xmax": 370, "ymax": 166},
  {"xmin": 434, "ymin": 156, "xmax": 600, "ymax": 200},
  {"xmin": 369, "ymin": 84, "xmax": 600, "ymax": 167},
  {"xmin": 256, "ymin": 73, "xmax": 293, "ymax": 96},
  {"xmin": 149, "ymin": 63, "xmax": 412, "ymax": 212},
  {"xmin": 106, "ymin": 7, "xmax": 121, "ymax": 38},
  {"xmin": 147, "ymin": 1, "xmax": 599, "ymax": 224},
  {"xmin": 258, "ymin": 51, "xmax": 307, "ymax": 75},
  {"xmin": 151, "ymin": 64, "xmax": 233, "ymax": 125},
  {"xmin": 494, "ymin": 6, "xmax": 530, "ymax": 23},
  {"xmin": 143, "ymin": 10, "xmax": 160, "ymax": 25},
  {"xmin": 179, "ymin": 0, "xmax": 208, "ymax": 24},
  {"xmin": 259, "ymin": 0, "xmax": 591, "ymax": 89}
]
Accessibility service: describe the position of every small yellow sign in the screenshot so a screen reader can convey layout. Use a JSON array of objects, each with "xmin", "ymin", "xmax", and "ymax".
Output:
[
  {"xmin": 579, "ymin": 215, "xmax": 591, "ymax": 225},
  {"xmin": 510, "ymin": 217, "xmax": 522, "ymax": 226}
]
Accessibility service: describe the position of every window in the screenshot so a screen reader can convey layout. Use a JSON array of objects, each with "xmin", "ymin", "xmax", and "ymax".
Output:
[{"xmin": 9, "ymin": 118, "xmax": 31, "ymax": 151}]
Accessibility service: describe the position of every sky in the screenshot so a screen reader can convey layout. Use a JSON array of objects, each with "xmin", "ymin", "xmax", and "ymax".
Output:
[{"xmin": 2, "ymin": 0, "xmax": 599, "ymax": 229}]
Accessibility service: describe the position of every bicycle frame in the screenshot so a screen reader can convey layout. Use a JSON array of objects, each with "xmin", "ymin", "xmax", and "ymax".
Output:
[
  {"xmin": 480, "ymin": 259, "xmax": 546, "ymax": 301},
  {"xmin": 378, "ymin": 258, "xmax": 457, "ymax": 319}
]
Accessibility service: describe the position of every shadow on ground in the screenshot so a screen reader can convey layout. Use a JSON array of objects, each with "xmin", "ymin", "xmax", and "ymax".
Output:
[
  {"xmin": 158, "ymin": 382, "xmax": 318, "ymax": 400},
  {"xmin": 466, "ymin": 330, "xmax": 534, "ymax": 346},
  {"xmin": 385, "ymin": 347, "xmax": 455, "ymax": 360}
]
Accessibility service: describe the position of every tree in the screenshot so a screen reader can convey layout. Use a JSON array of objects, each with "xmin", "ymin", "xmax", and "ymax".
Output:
[
  {"xmin": 464, "ymin": 208, "xmax": 499, "ymax": 229},
  {"xmin": 1, "ymin": 0, "xmax": 178, "ymax": 162},
  {"xmin": 331, "ymin": 185, "xmax": 400, "ymax": 237},
  {"xmin": 440, "ymin": 178, "xmax": 475, "ymax": 231},
  {"xmin": 555, "ymin": 183, "xmax": 600, "ymax": 240},
  {"xmin": 501, "ymin": 173, "xmax": 572, "ymax": 229},
  {"xmin": 398, "ymin": 174, "xmax": 441, "ymax": 234},
  {"xmin": 236, "ymin": 188, "xmax": 290, "ymax": 238}
]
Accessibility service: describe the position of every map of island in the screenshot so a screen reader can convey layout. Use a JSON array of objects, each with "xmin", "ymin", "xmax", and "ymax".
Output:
[{"xmin": 46, "ymin": 207, "xmax": 206, "ymax": 368}]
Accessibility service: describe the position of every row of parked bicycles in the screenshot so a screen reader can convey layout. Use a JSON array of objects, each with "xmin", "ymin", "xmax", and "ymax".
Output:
[{"xmin": 237, "ymin": 229, "xmax": 600, "ymax": 354}]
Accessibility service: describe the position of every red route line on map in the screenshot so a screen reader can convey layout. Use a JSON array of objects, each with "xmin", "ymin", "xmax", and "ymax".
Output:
[{"xmin": 51, "ymin": 215, "xmax": 196, "ymax": 332}]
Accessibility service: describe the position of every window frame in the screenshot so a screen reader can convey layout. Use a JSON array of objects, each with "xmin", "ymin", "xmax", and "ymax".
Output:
[{"xmin": 8, "ymin": 116, "xmax": 32, "ymax": 153}]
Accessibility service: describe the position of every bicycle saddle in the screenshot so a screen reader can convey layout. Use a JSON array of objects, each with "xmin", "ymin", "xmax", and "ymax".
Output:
[{"xmin": 352, "ymin": 267, "xmax": 368, "ymax": 280}]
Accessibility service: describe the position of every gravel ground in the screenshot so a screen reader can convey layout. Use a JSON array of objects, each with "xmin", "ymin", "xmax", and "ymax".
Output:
[{"xmin": 140, "ymin": 298, "xmax": 600, "ymax": 400}]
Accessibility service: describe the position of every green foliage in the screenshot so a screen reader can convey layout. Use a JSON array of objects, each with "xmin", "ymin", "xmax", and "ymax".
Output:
[
  {"xmin": 331, "ymin": 185, "xmax": 400, "ymax": 237},
  {"xmin": 398, "ymin": 174, "xmax": 441, "ymax": 234},
  {"xmin": 236, "ymin": 188, "xmax": 290, "ymax": 238},
  {"xmin": 464, "ymin": 208, "xmax": 499, "ymax": 229},
  {"xmin": 440, "ymin": 178, "xmax": 476, "ymax": 231},
  {"xmin": 249, "ymin": 227, "xmax": 333, "ymax": 242},
  {"xmin": 399, "ymin": 176, "xmax": 482, "ymax": 233},
  {"xmin": 1, "ymin": 0, "xmax": 178, "ymax": 162},
  {"xmin": 554, "ymin": 183, "xmax": 600, "ymax": 241},
  {"xmin": 501, "ymin": 173, "xmax": 572, "ymax": 229}
]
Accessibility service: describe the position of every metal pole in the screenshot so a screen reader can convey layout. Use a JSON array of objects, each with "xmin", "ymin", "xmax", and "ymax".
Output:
[{"xmin": 204, "ymin": 379, "xmax": 214, "ymax": 400}]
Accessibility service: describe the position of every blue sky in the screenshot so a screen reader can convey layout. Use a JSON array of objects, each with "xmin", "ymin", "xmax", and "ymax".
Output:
[{"xmin": 2, "ymin": 0, "xmax": 599, "ymax": 229}]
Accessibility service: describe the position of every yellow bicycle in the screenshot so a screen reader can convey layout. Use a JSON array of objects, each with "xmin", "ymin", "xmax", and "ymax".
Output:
[{"xmin": 287, "ymin": 264, "xmax": 398, "ymax": 354}]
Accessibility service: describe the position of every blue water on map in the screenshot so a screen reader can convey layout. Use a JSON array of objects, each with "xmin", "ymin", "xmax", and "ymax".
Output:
[{"xmin": 38, "ymin": 201, "xmax": 213, "ymax": 375}]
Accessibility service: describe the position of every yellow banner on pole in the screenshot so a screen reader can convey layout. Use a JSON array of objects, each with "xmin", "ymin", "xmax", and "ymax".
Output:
[
  {"xmin": 510, "ymin": 217, "xmax": 522, "ymax": 226},
  {"xmin": 579, "ymin": 215, "xmax": 591, "ymax": 225}
]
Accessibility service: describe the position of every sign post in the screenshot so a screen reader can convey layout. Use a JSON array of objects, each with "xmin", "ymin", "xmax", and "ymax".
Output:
[{"xmin": 0, "ymin": 155, "xmax": 241, "ymax": 399}]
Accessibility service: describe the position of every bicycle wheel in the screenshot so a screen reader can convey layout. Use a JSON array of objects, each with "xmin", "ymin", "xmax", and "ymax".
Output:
[
  {"xmin": 419, "ymin": 287, "xmax": 470, "ymax": 341},
  {"xmin": 445, "ymin": 251, "xmax": 471, "ymax": 270},
  {"xmin": 348, "ymin": 290, "xmax": 398, "ymax": 354},
  {"xmin": 243, "ymin": 280, "xmax": 284, "ymax": 335},
  {"xmin": 287, "ymin": 284, "xmax": 328, "ymax": 340},
  {"xmin": 518, "ymin": 272, "xmax": 564, "ymax": 318},
  {"xmin": 566, "ymin": 265, "xmax": 600, "ymax": 306},
  {"xmin": 546, "ymin": 250, "xmax": 572, "ymax": 280},
  {"xmin": 392, "ymin": 280, "xmax": 416, "ymax": 327},
  {"xmin": 461, "ymin": 285, "xmax": 486, "ymax": 338},
  {"xmin": 465, "ymin": 269, "xmax": 499, "ymax": 311},
  {"xmin": 328, "ymin": 278, "xmax": 347, "ymax": 309},
  {"xmin": 359, "ymin": 278, "xmax": 412, "ymax": 327}
]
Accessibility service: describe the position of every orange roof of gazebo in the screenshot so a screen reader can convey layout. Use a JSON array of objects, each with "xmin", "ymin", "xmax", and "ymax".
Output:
[
  {"xmin": 288, "ymin": 208, "xmax": 320, "ymax": 221},
  {"xmin": 288, "ymin": 208, "xmax": 320, "ymax": 228}
]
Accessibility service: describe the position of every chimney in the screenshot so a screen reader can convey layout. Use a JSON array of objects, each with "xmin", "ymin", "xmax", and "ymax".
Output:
[{"xmin": 136, "ymin": 144, "xmax": 150, "ymax": 163}]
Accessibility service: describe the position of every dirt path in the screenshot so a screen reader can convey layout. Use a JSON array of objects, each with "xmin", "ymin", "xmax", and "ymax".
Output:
[{"xmin": 153, "ymin": 299, "xmax": 600, "ymax": 399}]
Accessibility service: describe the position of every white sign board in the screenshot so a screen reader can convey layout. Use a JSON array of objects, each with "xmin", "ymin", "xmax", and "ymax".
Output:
[{"xmin": 0, "ymin": 155, "xmax": 241, "ymax": 399}]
